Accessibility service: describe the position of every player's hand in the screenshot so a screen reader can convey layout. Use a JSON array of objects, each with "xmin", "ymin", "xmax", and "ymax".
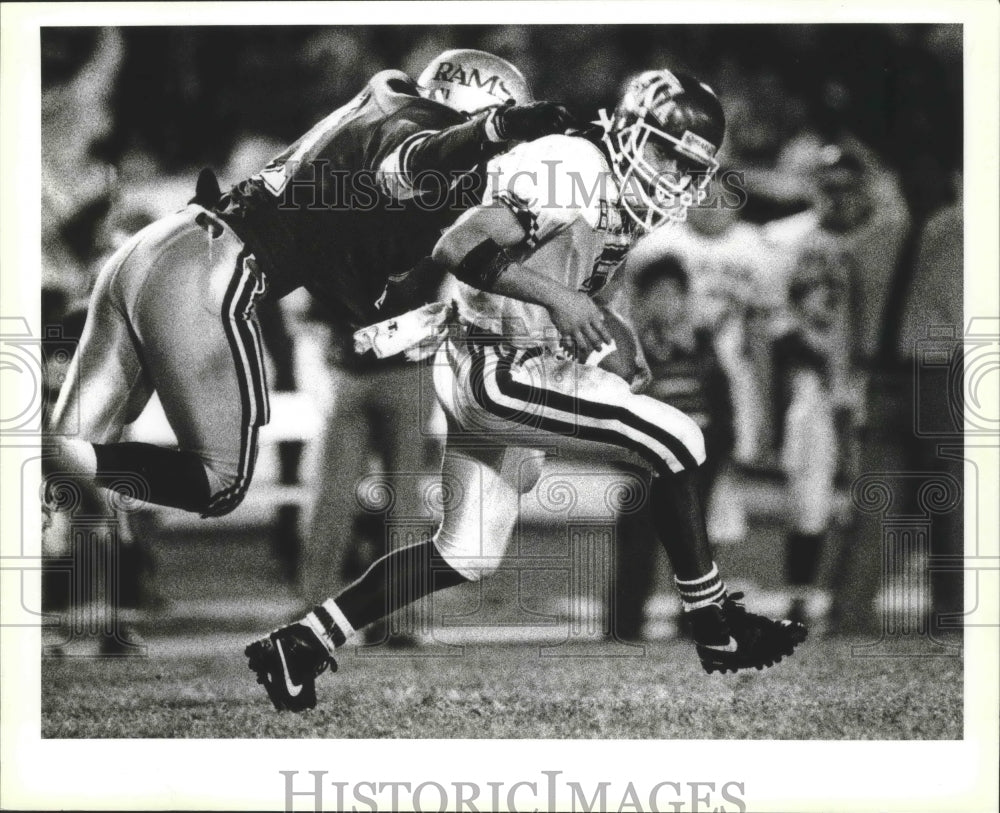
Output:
[
  {"xmin": 492, "ymin": 100, "xmax": 575, "ymax": 142},
  {"xmin": 547, "ymin": 291, "xmax": 612, "ymax": 355}
]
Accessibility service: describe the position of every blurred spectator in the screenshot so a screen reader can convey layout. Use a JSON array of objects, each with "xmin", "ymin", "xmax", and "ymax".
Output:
[
  {"xmin": 765, "ymin": 143, "xmax": 910, "ymax": 634},
  {"xmin": 896, "ymin": 171, "xmax": 963, "ymax": 350},
  {"xmin": 611, "ymin": 257, "xmax": 734, "ymax": 641},
  {"xmin": 773, "ymin": 250, "xmax": 849, "ymax": 625},
  {"xmin": 631, "ymin": 258, "xmax": 735, "ymax": 484},
  {"xmin": 712, "ymin": 60, "xmax": 819, "ymax": 223},
  {"xmin": 765, "ymin": 143, "xmax": 909, "ymax": 375}
]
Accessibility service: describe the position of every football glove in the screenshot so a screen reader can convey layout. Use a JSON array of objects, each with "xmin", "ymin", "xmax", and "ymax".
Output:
[{"xmin": 490, "ymin": 100, "xmax": 576, "ymax": 142}]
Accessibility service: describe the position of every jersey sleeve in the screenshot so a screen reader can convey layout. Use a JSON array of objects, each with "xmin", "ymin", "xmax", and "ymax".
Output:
[
  {"xmin": 372, "ymin": 100, "xmax": 496, "ymax": 201},
  {"xmin": 483, "ymin": 135, "xmax": 608, "ymax": 249}
]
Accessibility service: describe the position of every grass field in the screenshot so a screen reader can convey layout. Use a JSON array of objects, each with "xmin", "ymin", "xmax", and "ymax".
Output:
[
  {"xmin": 39, "ymin": 487, "xmax": 964, "ymax": 741},
  {"xmin": 42, "ymin": 633, "xmax": 962, "ymax": 739}
]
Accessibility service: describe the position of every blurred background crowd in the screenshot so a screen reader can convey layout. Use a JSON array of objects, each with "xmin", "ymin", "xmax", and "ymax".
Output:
[{"xmin": 41, "ymin": 24, "xmax": 964, "ymax": 652}]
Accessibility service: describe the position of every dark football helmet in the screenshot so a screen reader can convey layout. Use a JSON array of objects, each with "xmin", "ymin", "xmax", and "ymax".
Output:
[{"xmin": 600, "ymin": 69, "xmax": 726, "ymax": 231}]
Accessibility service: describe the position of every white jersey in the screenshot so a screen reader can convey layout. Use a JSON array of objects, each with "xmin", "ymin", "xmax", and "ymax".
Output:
[{"xmin": 446, "ymin": 134, "xmax": 636, "ymax": 348}]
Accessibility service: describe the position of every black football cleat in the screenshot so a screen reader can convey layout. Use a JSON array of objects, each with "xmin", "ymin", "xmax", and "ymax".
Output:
[
  {"xmin": 688, "ymin": 592, "xmax": 807, "ymax": 675},
  {"xmin": 245, "ymin": 623, "xmax": 337, "ymax": 712}
]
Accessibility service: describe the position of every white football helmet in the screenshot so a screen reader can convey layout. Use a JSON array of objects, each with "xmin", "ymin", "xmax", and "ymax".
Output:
[
  {"xmin": 417, "ymin": 49, "xmax": 532, "ymax": 115},
  {"xmin": 600, "ymin": 69, "xmax": 726, "ymax": 231}
]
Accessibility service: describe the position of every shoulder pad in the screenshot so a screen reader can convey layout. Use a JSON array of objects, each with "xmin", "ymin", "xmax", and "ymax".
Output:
[
  {"xmin": 368, "ymin": 69, "xmax": 421, "ymax": 110},
  {"xmin": 486, "ymin": 135, "xmax": 613, "ymax": 238},
  {"xmin": 515, "ymin": 134, "xmax": 609, "ymax": 175}
]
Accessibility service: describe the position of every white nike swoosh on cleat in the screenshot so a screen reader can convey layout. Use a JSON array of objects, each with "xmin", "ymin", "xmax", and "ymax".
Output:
[
  {"xmin": 274, "ymin": 638, "xmax": 304, "ymax": 697},
  {"xmin": 702, "ymin": 636, "xmax": 739, "ymax": 653}
]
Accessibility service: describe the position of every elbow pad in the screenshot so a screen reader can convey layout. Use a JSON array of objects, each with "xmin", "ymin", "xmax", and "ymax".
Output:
[{"xmin": 452, "ymin": 239, "xmax": 511, "ymax": 291}]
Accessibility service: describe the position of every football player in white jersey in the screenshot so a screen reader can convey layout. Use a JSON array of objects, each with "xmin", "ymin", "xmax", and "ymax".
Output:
[{"xmin": 248, "ymin": 70, "xmax": 807, "ymax": 711}]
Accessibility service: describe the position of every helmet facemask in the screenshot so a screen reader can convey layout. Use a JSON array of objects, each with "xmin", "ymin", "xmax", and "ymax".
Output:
[{"xmin": 600, "ymin": 75, "xmax": 722, "ymax": 232}]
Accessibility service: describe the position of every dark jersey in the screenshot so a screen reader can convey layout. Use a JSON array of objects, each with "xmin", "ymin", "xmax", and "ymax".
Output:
[{"xmin": 219, "ymin": 70, "xmax": 497, "ymax": 326}]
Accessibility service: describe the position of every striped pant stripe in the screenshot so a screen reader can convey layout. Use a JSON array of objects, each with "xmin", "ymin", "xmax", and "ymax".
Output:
[
  {"xmin": 203, "ymin": 252, "xmax": 268, "ymax": 517},
  {"xmin": 466, "ymin": 341, "xmax": 698, "ymax": 476}
]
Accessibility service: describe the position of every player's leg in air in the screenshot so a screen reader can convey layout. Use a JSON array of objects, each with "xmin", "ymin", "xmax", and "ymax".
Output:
[
  {"xmin": 246, "ymin": 338, "xmax": 806, "ymax": 712},
  {"xmin": 46, "ymin": 200, "xmax": 270, "ymax": 520}
]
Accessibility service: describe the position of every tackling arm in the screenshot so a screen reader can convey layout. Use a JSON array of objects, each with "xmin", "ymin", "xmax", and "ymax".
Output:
[
  {"xmin": 382, "ymin": 102, "xmax": 574, "ymax": 200},
  {"xmin": 407, "ymin": 102, "xmax": 575, "ymax": 177},
  {"xmin": 394, "ymin": 116, "xmax": 498, "ymax": 195}
]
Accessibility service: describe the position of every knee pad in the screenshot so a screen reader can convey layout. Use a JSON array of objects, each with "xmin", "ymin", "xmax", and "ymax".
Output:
[{"xmin": 432, "ymin": 446, "xmax": 522, "ymax": 580}]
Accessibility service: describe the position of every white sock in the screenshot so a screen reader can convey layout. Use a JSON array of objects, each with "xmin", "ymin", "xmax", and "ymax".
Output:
[
  {"xmin": 674, "ymin": 563, "xmax": 727, "ymax": 611},
  {"xmin": 304, "ymin": 599, "xmax": 356, "ymax": 656}
]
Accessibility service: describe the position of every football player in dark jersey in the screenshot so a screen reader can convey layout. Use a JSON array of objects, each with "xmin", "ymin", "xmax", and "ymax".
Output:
[{"xmin": 46, "ymin": 50, "xmax": 573, "ymax": 519}]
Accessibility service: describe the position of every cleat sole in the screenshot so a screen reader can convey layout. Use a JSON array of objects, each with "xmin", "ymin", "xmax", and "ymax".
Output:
[{"xmin": 697, "ymin": 636, "xmax": 805, "ymax": 675}]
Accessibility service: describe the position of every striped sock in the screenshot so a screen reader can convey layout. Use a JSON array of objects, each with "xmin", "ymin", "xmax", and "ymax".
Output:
[
  {"xmin": 303, "ymin": 599, "xmax": 356, "ymax": 657},
  {"xmin": 674, "ymin": 563, "xmax": 727, "ymax": 611}
]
